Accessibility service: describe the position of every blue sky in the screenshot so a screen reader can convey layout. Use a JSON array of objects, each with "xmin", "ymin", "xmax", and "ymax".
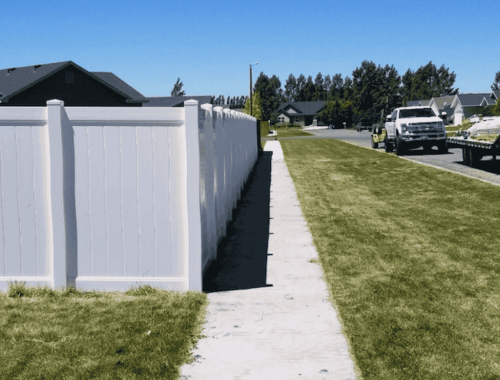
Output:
[{"xmin": 1, "ymin": 0, "xmax": 498, "ymax": 98}]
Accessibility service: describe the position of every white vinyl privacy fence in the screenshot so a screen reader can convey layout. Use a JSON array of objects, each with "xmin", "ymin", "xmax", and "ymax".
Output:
[{"xmin": 0, "ymin": 99, "xmax": 258, "ymax": 291}]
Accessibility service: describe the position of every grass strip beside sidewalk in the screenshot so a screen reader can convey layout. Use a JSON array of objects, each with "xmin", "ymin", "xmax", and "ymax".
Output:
[
  {"xmin": 281, "ymin": 139, "xmax": 500, "ymax": 379},
  {"xmin": 0, "ymin": 284, "xmax": 207, "ymax": 380},
  {"xmin": 275, "ymin": 129, "xmax": 313, "ymax": 138}
]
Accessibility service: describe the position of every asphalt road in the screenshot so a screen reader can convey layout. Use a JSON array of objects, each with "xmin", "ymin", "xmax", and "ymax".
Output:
[{"xmin": 266, "ymin": 128, "xmax": 500, "ymax": 186}]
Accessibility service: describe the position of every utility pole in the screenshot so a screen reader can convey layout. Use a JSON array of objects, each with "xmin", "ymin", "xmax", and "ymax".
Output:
[{"xmin": 249, "ymin": 62, "xmax": 258, "ymax": 117}]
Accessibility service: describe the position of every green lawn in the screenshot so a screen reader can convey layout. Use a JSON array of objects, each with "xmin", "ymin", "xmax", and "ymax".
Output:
[
  {"xmin": 0, "ymin": 284, "xmax": 207, "ymax": 379},
  {"xmin": 281, "ymin": 139, "xmax": 500, "ymax": 380},
  {"xmin": 260, "ymin": 120, "xmax": 270, "ymax": 138},
  {"xmin": 275, "ymin": 129, "xmax": 313, "ymax": 138}
]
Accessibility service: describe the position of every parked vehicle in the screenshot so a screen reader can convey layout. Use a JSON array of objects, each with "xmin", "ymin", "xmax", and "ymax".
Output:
[
  {"xmin": 384, "ymin": 106, "xmax": 448, "ymax": 155},
  {"xmin": 356, "ymin": 124, "xmax": 371, "ymax": 132},
  {"xmin": 371, "ymin": 125, "xmax": 387, "ymax": 149},
  {"xmin": 447, "ymin": 117, "xmax": 500, "ymax": 167}
]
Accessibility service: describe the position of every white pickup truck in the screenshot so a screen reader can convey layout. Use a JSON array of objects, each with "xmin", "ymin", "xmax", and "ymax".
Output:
[{"xmin": 384, "ymin": 106, "xmax": 448, "ymax": 155}]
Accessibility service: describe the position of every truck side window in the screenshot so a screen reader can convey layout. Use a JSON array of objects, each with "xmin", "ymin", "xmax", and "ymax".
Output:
[{"xmin": 391, "ymin": 110, "xmax": 397, "ymax": 122}]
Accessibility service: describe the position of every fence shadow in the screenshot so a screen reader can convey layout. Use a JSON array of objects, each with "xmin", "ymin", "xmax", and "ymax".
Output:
[{"xmin": 203, "ymin": 151, "xmax": 273, "ymax": 293}]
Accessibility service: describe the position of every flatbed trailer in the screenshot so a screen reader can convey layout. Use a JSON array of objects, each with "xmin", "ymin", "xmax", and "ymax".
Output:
[{"xmin": 447, "ymin": 135, "xmax": 500, "ymax": 167}]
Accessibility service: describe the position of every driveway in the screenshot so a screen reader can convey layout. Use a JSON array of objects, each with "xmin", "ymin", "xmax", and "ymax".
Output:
[{"xmin": 269, "ymin": 128, "xmax": 500, "ymax": 187}]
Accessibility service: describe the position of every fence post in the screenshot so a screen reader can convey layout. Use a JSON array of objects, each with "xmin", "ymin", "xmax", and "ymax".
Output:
[
  {"xmin": 184, "ymin": 100, "xmax": 202, "ymax": 291},
  {"xmin": 46, "ymin": 100, "xmax": 67, "ymax": 289}
]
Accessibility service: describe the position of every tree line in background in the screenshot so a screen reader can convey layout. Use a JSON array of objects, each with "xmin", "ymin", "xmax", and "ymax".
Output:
[
  {"xmin": 210, "ymin": 95, "xmax": 249, "ymax": 107},
  {"xmin": 173, "ymin": 64, "xmax": 500, "ymax": 127}
]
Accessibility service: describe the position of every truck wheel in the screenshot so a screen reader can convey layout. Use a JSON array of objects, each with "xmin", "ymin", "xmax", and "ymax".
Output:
[
  {"xmin": 384, "ymin": 138, "xmax": 393, "ymax": 152},
  {"xmin": 396, "ymin": 137, "xmax": 405, "ymax": 156},
  {"xmin": 438, "ymin": 141, "xmax": 448, "ymax": 154},
  {"xmin": 371, "ymin": 139, "xmax": 378, "ymax": 149}
]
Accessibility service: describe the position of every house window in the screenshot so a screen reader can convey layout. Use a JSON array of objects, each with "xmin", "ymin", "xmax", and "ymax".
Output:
[{"xmin": 65, "ymin": 71, "xmax": 74, "ymax": 84}]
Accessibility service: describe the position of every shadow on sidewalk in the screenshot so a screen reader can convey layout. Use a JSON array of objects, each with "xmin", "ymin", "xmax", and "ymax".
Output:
[{"xmin": 203, "ymin": 151, "xmax": 273, "ymax": 293}]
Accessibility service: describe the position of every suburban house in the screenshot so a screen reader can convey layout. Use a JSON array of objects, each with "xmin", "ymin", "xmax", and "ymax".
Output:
[
  {"xmin": 407, "ymin": 99, "xmax": 432, "ymax": 107},
  {"xmin": 144, "ymin": 95, "xmax": 212, "ymax": 107},
  {"xmin": 448, "ymin": 93, "xmax": 494, "ymax": 125},
  {"xmin": 0, "ymin": 61, "xmax": 148, "ymax": 107},
  {"xmin": 409, "ymin": 92, "xmax": 499, "ymax": 126},
  {"xmin": 428, "ymin": 95, "xmax": 455, "ymax": 124},
  {"xmin": 406, "ymin": 100, "xmax": 423, "ymax": 107},
  {"xmin": 275, "ymin": 101, "xmax": 326, "ymax": 126},
  {"xmin": 480, "ymin": 90, "xmax": 499, "ymax": 106}
]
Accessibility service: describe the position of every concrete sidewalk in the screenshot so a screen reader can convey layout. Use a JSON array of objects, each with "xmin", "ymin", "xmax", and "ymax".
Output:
[{"xmin": 181, "ymin": 141, "xmax": 357, "ymax": 380}]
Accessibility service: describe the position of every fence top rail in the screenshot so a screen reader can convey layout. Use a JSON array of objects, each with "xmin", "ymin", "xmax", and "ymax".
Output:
[
  {"xmin": 0, "ymin": 104, "xmax": 185, "ymax": 126},
  {"xmin": 65, "ymin": 107, "xmax": 184, "ymax": 125},
  {"xmin": 0, "ymin": 107, "xmax": 47, "ymax": 123}
]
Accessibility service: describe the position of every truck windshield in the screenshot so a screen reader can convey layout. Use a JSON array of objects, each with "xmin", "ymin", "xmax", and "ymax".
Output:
[{"xmin": 399, "ymin": 108, "xmax": 436, "ymax": 118}]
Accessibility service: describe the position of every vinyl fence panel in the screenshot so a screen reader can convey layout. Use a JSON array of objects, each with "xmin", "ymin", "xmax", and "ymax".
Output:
[{"xmin": 0, "ymin": 100, "xmax": 257, "ymax": 292}]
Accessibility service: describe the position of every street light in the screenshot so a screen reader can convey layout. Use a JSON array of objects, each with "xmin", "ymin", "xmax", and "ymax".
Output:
[{"xmin": 249, "ymin": 62, "xmax": 258, "ymax": 117}]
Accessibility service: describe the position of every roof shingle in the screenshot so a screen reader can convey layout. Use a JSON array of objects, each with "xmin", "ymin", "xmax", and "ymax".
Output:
[{"xmin": 277, "ymin": 101, "xmax": 326, "ymax": 115}]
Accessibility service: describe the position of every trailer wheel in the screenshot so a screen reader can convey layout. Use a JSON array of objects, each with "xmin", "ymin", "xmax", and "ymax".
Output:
[
  {"xmin": 465, "ymin": 148, "xmax": 481, "ymax": 167},
  {"xmin": 462, "ymin": 148, "xmax": 470, "ymax": 166},
  {"xmin": 470, "ymin": 149, "xmax": 481, "ymax": 167}
]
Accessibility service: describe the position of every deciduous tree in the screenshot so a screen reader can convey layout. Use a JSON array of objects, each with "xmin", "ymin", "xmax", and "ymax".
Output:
[{"xmin": 243, "ymin": 91, "xmax": 262, "ymax": 120}]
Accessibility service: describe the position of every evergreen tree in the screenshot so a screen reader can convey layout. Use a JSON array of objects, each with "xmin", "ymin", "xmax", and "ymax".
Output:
[
  {"xmin": 401, "ymin": 69, "xmax": 414, "ymax": 105},
  {"xmin": 170, "ymin": 78, "xmax": 186, "ymax": 97},
  {"xmin": 314, "ymin": 73, "xmax": 324, "ymax": 100},
  {"xmin": 323, "ymin": 75, "xmax": 332, "ymax": 100},
  {"xmin": 284, "ymin": 74, "xmax": 298, "ymax": 102},
  {"xmin": 330, "ymin": 74, "xmax": 344, "ymax": 100},
  {"xmin": 296, "ymin": 74, "xmax": 307, "ymax": 101},
  {"xmin": 492, "ymin": 71, "xmax": 500, "ymax": 91},
  {"xmin": 493, "ymin": 97, "xmax": 500, "ymax": 115},
  {"xmin": 303, "ymin": 76, "xmax": 315, "ymax": 101},
  {"xmin": 409, "ymin": 62, "xmax": 458, "ymax": 100},
  {"xmin": 254, "ymin": 72, "xmax": 283, "ymax": 121},
  {"xmin": 343, "ymin": 76, "xmax": 353, "ymax": 100}
]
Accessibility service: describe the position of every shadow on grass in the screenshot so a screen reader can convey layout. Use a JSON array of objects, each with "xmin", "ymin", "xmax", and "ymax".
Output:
[{"xmin": 203, "ymin": 151, "xmax": 273, "ymax": 293}]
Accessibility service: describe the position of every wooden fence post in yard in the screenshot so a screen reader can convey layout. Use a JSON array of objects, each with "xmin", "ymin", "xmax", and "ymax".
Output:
[
  {"xmin": 46, "ymin": 100, "xmax": 67, "ymax": 289},
  {"xmin": 184, "ymin": 100, "xmax": 203, "ymax": 291}
]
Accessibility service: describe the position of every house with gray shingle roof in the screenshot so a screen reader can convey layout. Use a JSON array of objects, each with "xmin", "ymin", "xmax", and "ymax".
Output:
[
  {"xmin": 275, "ymin": 101, "xmax": 326, "ymax": 126},
  {"xmin": 449, "ymin": 93, "xmax": 493, "ymax": 125},
  {"xmin": 406, "ymin": 100, "xmax": 421, "ymax": 107},
  {"xmin": 428, "ymin": 95, "xmax": 455, "ymax": 124},
  {"xmin": 0, "ymin": 61, "xmax": 148, "ymax": 107},
  {"xmin": 480, "ymin": 96, "xmax": 497, "ymax": 106}
]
